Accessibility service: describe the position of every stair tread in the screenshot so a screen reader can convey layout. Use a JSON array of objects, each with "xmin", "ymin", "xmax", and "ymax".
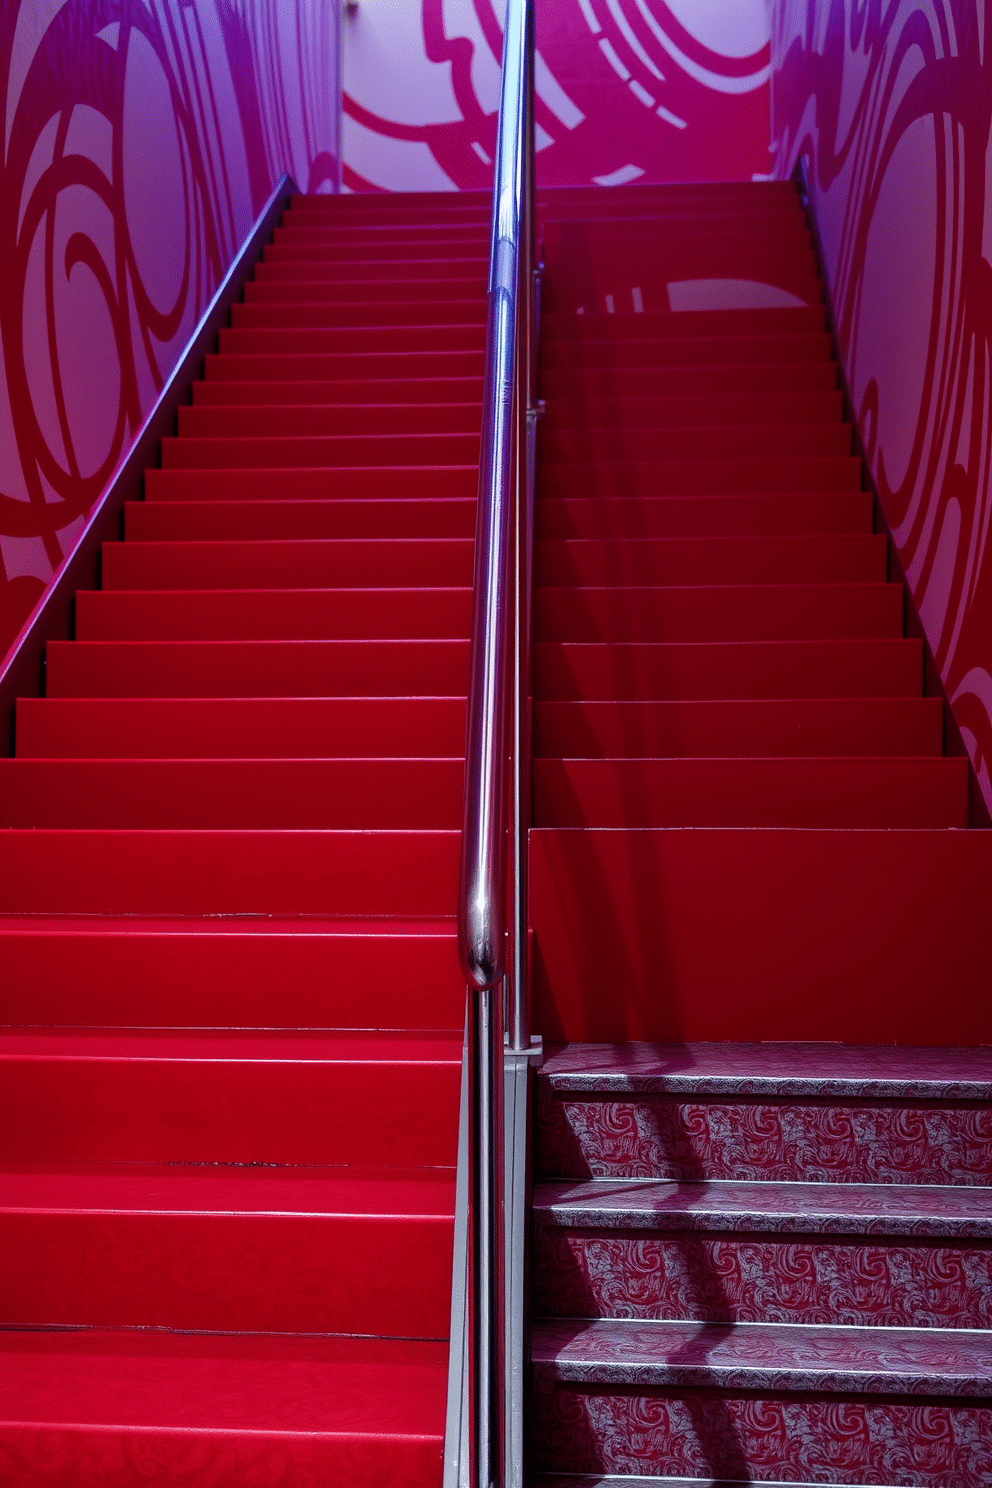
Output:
[
  {"xmin": 0, "ymin": 913, "xmax": 456, "ymax": 937},
  {"xmin": 0, "ymin": 1028, "xmax": 461, "ymax": 1064},
  {"xmin": 0, "ymin": 1328, "xmax": 447, "ymax": 1435},
  {"xmin": 539, "ymin": 1040, "xmax": 992, "ymax": 1097},
  {"xmin": 533, "ymin": 1177, "xmax": 992, "ymax": 1236},
  {"xmin": 531, "ymin": 1317, "xmax": 992, "ymax": 1394},
  {"xmin": 2, "ymin": 1160, "xmax": 455, "ymax": 1215}
]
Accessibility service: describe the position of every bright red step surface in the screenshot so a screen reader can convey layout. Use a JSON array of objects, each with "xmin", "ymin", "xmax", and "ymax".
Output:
[
  {"xmin": 0, "ymin": 1331, "xmax": 447, "ymax": 1487},
  {"xmin": 536, "ymin": 494, "xmax": 874, "ymax": 539}
]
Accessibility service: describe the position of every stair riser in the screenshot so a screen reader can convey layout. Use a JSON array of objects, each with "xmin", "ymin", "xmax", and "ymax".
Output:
[
  {"xmin": 536, "ymin": 1088, "xmax": 992, "ymax": 1186},
  {"xmin": 219, "ymin": 326, "xmax": 484, "ymax": 355},
  {"xmin": 0, "ymin": 759, "xmax": 464, "ymax": 830},
  {"xmin": 533, "ymin": 699, "xmax": 944, "ymax": 758},
  {"xmin": 535, "ymin": 584, "xmax": 900, "ymax": 642},
  {"xmin": 127, "ymin": 501, "xmax": 477, "ymax": 542},
  {"xmin": 254, "ymin": 261, "xmax": 486, "ymax": 284},
  {"xmin": 144, "ymin": 465, "xmax": 477, "ymax": 500},
  {"xmin": 543, "ymin": 362, "xmax": 838, "ymax": 397},
  {"xmin": 176, "ymin": 405, "xmax": 481, "ymax": 438},
  {"xmin": 2, "ymin": 1213, "xmax": 452, "ymax": 1335},
  {"xmin": 0, "ymin": 831, "xmax": 459, "ymax": 916},
  {"xmin": 532, "ymin": 1380, "xmax": 991, "ymax": 1487},
  {"xmin": 77, "ymin": 587, "xmax": 473, "ymax": 641},
  {"xmin": 245, "ymin": 277, "xmax": 485, "ymax": 302},
  {"xmin": 537, "ymin": 536, "xmax": 886, "ymax": 586},
  {"xmin": 533, "ymin": 1230, "xmax": 992, "ymax": 1329},
  {"xmin": 533, "ymin": 758, "xmax": 967, "ymax": 829},
  {"xmin": 544, "ymin": 391, "xmax": 844, "ymax": 427},
  {"xmin": 161, "ymin": 432, "xmax": 480, "ymax": 468},
  {"xmin": 192, "ymin": 375, "xmax": 483, "ymax": 405},
  {"xmin": 204, "ymin": 349, "xmax": 485, "ymax": 380},
  {"xmin": 540, "ymin": 335, "xmax": 833, "ymax": 370},
  {"xmin": 541, "ymin": 426, "xmax": 851, "ymax": 462},
  {"xmin": 46, "ymin": 640, "xmax": 470, "ymax": 699},
  {"xmin": 230, "ymin": 302, "xmax": 485, "ymax": 330},
  {"xmin": 1, "ymin": 927, "xmax": 463, "ymax": 1028},
  {"xmin": 0, "ymin": 1063, "xmax": 460, "ymax": 1166},
  {"xmin": 543, "ymin": 307, "xmax": 826, "ymax": 339},
  {"xmin": 14, "ymin": 697, "xmax": 468, "ymax": 760},
  {"xmin": 537, "ymin": 495, "xmax": 875, "ymax": 540},
  {"xmin": 535, "ymin": 641, "xmax": 922, "ymax": 701}
]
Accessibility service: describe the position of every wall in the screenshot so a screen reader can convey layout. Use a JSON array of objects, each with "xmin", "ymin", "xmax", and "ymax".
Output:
[
  {"xmin": 342, "ymin": 0, "xmax": 772, "ymax": 192},
  {"xmin": 0, "ymin": 0, "xmax": 340, "ymax": 663},
  {"xmin": 770, "ymin": 0, "xmax": 992, "ymax": 812}
]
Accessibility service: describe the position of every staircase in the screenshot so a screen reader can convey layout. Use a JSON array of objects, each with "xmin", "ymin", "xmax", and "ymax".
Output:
[
  {"xmin": 0, "ymin": 190, "xmax": 492, "ymax": 1482},
  {"xmin": 527, "ymin": 182, "xmax": 991, "ymax": 1487}
]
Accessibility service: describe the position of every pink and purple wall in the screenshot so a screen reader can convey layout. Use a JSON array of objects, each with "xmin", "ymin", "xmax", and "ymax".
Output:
[
  {"xmin": 0, "ymin": 0, "xmax": 340, "ymax": 658},
  {"xmin": 2, "ymin": 0, "xmax": 990, "ymax": 812}
]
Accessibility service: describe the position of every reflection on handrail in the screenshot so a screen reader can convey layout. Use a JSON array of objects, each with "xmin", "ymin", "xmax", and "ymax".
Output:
[{"xmin": 454, "ymin": 0, "xmax": 538, "ymax": 1482}]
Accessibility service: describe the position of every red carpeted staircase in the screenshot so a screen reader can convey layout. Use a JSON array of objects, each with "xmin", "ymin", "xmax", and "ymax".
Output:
[
  {"xmin": 526, "ymin": 181, "xmax": 991, "ymax": 1487},
  {"xmin": 0, "ymin": 190, "xmax": 493, "ymax": 1483}
]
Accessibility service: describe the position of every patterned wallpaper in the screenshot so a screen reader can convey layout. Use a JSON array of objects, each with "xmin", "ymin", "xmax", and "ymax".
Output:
[
  {"xmin": 770, "ymin": 0, "xmax": 992, "ymax": 812},
  {"xmin": 341, "ymin": 0, "xmax": 772, "ymax": 191},
  {"xmin": 0, "ymin": 0, "xmax": 340, "ymax": 662}
]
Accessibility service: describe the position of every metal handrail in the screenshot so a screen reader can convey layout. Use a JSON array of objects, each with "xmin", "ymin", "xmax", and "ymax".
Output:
[{"xmin": 455, "ymin": 0, "xmax": 537, "ymax": 1483}]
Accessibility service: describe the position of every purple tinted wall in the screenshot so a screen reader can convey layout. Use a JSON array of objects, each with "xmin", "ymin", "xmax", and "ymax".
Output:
[
  {"xmin": 342, "ymin": 0, "xmax": 772, "ymax": 191},
  {"xmin": 770, "ymin": 0, "xmax": 992, "ymax": 812},
  {"xmin": 0, "ymin": 0, "xmax": 340, "ymax": 662}
]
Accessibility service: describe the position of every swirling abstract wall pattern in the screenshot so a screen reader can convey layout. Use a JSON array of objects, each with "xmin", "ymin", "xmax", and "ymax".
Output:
[
  {"xmin": 0, "ymin": 0, "xmax": 339, "ymax": 661},
  {"xmin": 341, "ymin": 0, "xmax": 772, "ymax": 192},
  {"xmin": 770, "ymin": 0, "xmax": 992, "ymax": 811}
]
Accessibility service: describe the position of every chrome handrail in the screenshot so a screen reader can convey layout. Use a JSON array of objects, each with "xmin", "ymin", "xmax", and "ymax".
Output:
[{"xmin": 455, "ymin": 0, "xmax": 537, "ymax": 1483}]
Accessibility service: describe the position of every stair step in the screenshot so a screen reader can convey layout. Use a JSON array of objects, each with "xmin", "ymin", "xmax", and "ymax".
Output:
[
  {"xmin": 542, "ymin": 361, "xmax": 838, "ymax": 398},
  {"xmin": 0, "ymin": 829, "xmax": 459, "ymax": 916},
  {"xmin": 541, "ymin": 423, "xmax": 852, "ymax": 462},
  {"xmin": 245, "ymin": 275, "xmax": 485, "ymax": 302},
  {"xmin": 175, "ymin": 403, "xmax": 481, "ymax": 438},
  {"xmin": 127, "ymin": 498, "xmax": 478, "ymax": 540},
  {"xmin": 46, "ymin": 638, "xmax": 470, "ymax": 697},
  {"xmin": 0, "ymin": 1030, "xmax": 460, "ymax": 1165},
  {"xmin": 230, "ymin": 300, "xmax": 485, "ymax": 330},
  {"xmin": 533, "ymin": 698, "xmax": 943, "ymax": 757},
  {"xmin": 0, "ymin": 1331, "xmax": 447, "ymax": 1486},
  {"xmin": 536, "ymin": 534, "xmax": 885, "ymax": 585},
  {"xmin": 536, "ymin": 494, "xmax": 874, "ymax": 539},
  {"xmin": 529, "ymin": 829, "xmax": 992, "ymax": 1044},
  {"xmin": 144, "ymin": 465, "xmax": 477, "ymax": 501},
  {"xmin": 531, "ymin": 1319, "xmax": 991, "ymax": 1485},
  {"xmin": 0, "ymin": 757, "xmax": 464, "ymax": 828},
  {"xmin": 0, "ymin": 914, "xmax": 463, "ymax": 1028},
  {"xmin": 204, "ymin": 348, "xmax": 484, "ymax": 380},
  {"xmin": 532, "ymin": 756, "xmax": 967, "ymax": 828},
  {"xmin": 545, "ymin": 390, "xmax": 843, "ymax": 427},
  {"xmin": 539, "ymin": 456, "xmax": 862, "ymax": 496},
  {"xmin": 254, "ymin": 258, "xmax": 487, "ymax": 284},
  {"xmin": 14, "ymin": 696, "xmax": 467, "ymax": 759},
  {"xmin": 535, "ymin": 584, "xmax": 900, "ymax": 642},
  {"xmin": 264, "ymin": 237, "xmax": 487, "ymax": 262},
  {"xmin": 77, "ymin": 586, "xmax": 473, "ymax": 640},
  {"xmin": 2, "ymin": 1161, "xmax": 454, "ymax": 1334},
  {"xmin": 218, "ymin": 324, "xmax": 485, "ymax": 355},
  {"xmin": 534, "ymin": 639, "xmax": 922, "ymax": 700},
  {"xmin": 101, "ymin": 537, "xmax": 475, "ymax": 588},
  {"xmin": 161, "ymin": 430, "xmax": 480, "ymax": 468},
  {"xmin": 542, "ymin": 306, "xmax": 826, "ymax": 339},
  {"xmin": 542, "ymin": 333, "xmax": 834, "ymax": 370},
  {"xmin": 535, "ymin": 1478, "xmax": 906, "ymax": 1488},
  {"xmin": 192, "ymin": 374, "xmax": 483, "ymax": 404}
]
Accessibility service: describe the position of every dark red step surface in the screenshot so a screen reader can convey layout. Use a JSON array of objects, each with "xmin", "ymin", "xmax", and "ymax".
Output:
[{"xmin": 0, "ymin": 191, "xmax": 478, "ymax": 1483}]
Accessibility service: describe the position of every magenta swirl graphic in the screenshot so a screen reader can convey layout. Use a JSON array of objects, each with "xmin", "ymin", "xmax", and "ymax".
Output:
[
  {"xmin": 0, "ymin": 0, "xmax": 339, "ymax": 661},
  {"xmin": 770, "ymin": 0, "xmax": 992, "ymax": 811}
]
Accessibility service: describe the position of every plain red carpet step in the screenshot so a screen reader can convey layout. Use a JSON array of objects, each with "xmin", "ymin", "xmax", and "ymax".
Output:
[
  {"xmin": 0, "ymin": 1330, "xmax": 447, "ymax": 1487},
  {"xmin": 230, "ymin": 300, "xmax": 485, "ymax": 330},
  {"xmin": 192, "ymin": 374, "xmax": 483, "ymax": 405},
  {"xmin": 534, "ymin": 584, "xmax": 902, "ymax": 642},
  {"xmin": 0, "ymin": 758, "xmax": 464, "ymax": 829},
  {"xmin": 264, "ymin": 236, "xmax": 487, "ymax": 263},
  {"xmin": 0, "ymin": 1030, "xmax": 460, "ymax": 1165},
  {"xmin": 545, "ymin": 389, "xmax": 843, "ymax": 428},
  {"xmin": 176, "ymin": 403, "xmax": 481, "ymax": 439},
  {"xmin": 14, "ymin": 696, "xmax": 467, "ymax": 760},
  {"xmin": 256, "ymin": 256, "xmax": 487, "ymax": 282},
  {"xmin": 204, "ymin": 348, "xmax": 485, "ymax": 381},
  {"xmin": 0, "ymin": 914, "xmax": 463, "ymax": 1028},
  {"xmin": 161, "ymin": 430, "xmax": 480, "ymax": 469},
  {"xmin": 46, "ymin": 639, "xmax": 470, "ymax": 698},
  {"xmin": 540, "ymin": 333, "xmax": 833, "ymax": 371},
  {"xmin": 540, "ymin": 423, "xmax": 851, "ymax": 463},
  {"xmin": 102, "ymin": 537, "xmax": 474, "ymax": 588},
  {"xmin": 144, "ymin": 465, "xmax": 476, "ymax": 502},
  {"xmin": 218, "ymin": 324, "xmax": 484, "ymax": 356},
  {"xmin": 128, "ymin": 498, "xmax": 477, "ymax": 540},
  {"xmin": 532, "ymin": 698, "xmax": 943, "ymax": 758},
  {"xmin": 0, "ymin": 830, "xmax": 459, "ymax": 916},
  {"xmin": 535, "ymin": 639, "xmax": 922, "ymax": 700},
  {"xmin": 536, "ymin": 535, "xmax": 886, "ymax": 586},
  {"xmin": 2, "ymin": 1161, "xmax": 454, "ymax": 1335},
  {"xmin": 536, "ymin": 493, "xmax": 873, "ymax": 538},
  {"xmin": 529, "ymin": 828, "xmax": 992, "ymax": 1044},
  {"xmin": 532, "ymin": 757, "xmax": 967, "ymax": 829},
  {"xmin": 539, "ymin": 456, "xmax": 862, "ymax": 496},
  {"xmin": 244, "ymin": 276, "xmax": 485, "ymax": 303},
  {"xmin": 543, "ymin": 362, "xmax": 837, "ymax": 399},
  {"xmin": 76, "ymin": 587, "xmax": 472, "ymax": 641},
  {"xmin": 543, "ymin": 306, "xmax": 826, "ymax": 340}
]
